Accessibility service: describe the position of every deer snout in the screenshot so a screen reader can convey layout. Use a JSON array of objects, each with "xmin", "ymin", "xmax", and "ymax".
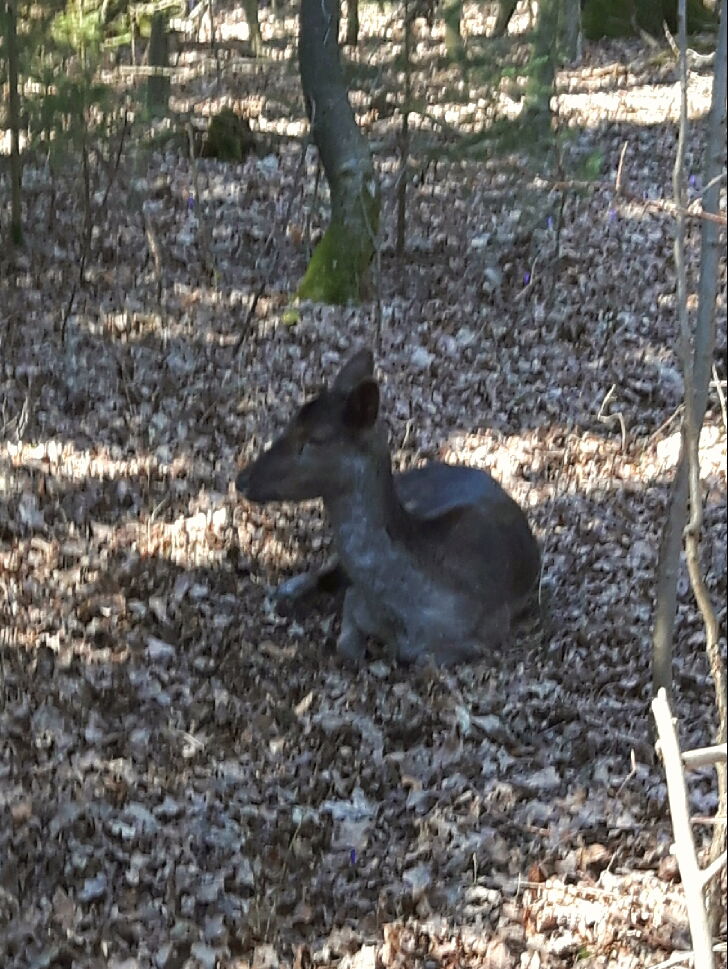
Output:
[
  {"xmin": 235, "ymin": 466, "xmax": 252, "ymax": 496},
  {"xmin": 236, "ymin": 460, "xmax": 277, "ymax": 503}
]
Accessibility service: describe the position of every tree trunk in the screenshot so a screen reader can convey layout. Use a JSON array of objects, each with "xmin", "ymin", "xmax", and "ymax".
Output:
[
  {"xmin": 583, "ymin": 0, "xmax": 715, "ymax": 38},
  {"xmin": 344, "ymin": 0, "xmax": 359, "ymax": 46},
  {"xmin": 443, "ymin": 0, "xmax": 464, "ymax": 59},
  {"xmin": 561, "ymin": 0, "xmax": 582, "ymax": 61},
  {"xmin": 6, "ymin": 0, "xmax": 22, "ymax": 246},
  {"xmin": 146, "ymin": 13, "xmax": 170, "ymax": 114},
  {"xmin": 242, "ymin": 0, "xmax": 264, "ymax": 55},
  {"xmin": 492, "ymin": 0, "xmax": 518, "ymax": 37},
  {"xmin": 524, "ymin": 0, "xmax": 558, "ymax": 133},
  {"xmin": 297, "ymin": 0, "xmax": 379, "ymax": 304}
]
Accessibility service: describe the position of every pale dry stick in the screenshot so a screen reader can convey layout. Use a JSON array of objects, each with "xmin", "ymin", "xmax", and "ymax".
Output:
[
  {"xmin": 700, "ymin": 849, "xmax": 727, "ymax": 888},
  {"xmin": 615, "ymin": 140, "xmax": 629, "ymax": 195},
  {"xmin": 664, "ymin": 20, "xmax": 717, "ymax": 68},
  {"xmin": 700, "ymin": 172, "xmax": 727, "ymax": 199},
  {"xmin": 597, "ymin": 384, "xmax": 627, "ymax": 452},
  {"xmin": 646, "ymin": 403, "xmax": 685, "ymax": 448},
  {"xmin": 143, "ymin": 208, "xmax": 164, "ymax": 305},
  {"xmin": 615, "ymin": 748, "xmax": 638, "ymax": 797},
  {"xmin": 518, "ymin": 879, "xmax": 625, "ymax": 900},
  {"xmin": 546, "ymin": 152, "xmax": 728, "ymax": 226},
  {"xmin": 648, "ymin": 952, "xmax": 702, "ymax": 969},
  {"xmin": 514, "ymin": 254, "xmax": 540, "ymax": 302},
  {"xmin": 692, "ymin": 815, "xmax": 728, "ymax": 827},
  {"xmin": 683, "ymin": 744, "xmax": 728, "ymax": 769},
  {"xmin": 710, "ymin": 365, "xmax": 727, "ymax": 432},
  {"xmin": 652, "ymin": 688, "xmax": 714, "ymax": 969}
]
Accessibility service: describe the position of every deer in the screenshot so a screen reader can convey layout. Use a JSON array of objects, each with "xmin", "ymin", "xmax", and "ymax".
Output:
[{"xmin": 236, "ymin": 349, "xmax": 540, "ymax": 666}]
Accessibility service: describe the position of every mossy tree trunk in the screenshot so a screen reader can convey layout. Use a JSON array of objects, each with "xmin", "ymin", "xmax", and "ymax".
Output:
[
  {"xmin": 297, "ymin": 0, "xmax": 380, "ymax": 303},
  {"xmin": 6, "ymin": 0, "xmax": 23, "ymax": 246},
  {"xmin": 443, "ymin": 0, "xmax": 464, "ymax": 59}
]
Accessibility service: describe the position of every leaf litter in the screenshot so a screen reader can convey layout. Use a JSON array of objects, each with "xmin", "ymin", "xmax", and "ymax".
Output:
[{"xmin": 0, "ymin": 4, "xmax": 726, "ymax": 968}]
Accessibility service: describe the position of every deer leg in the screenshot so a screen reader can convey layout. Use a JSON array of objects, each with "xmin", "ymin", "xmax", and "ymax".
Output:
[
  {"xmin": 274, "ymin": 555, "xmax": 348, "ymax": 613},
  {"xmin": 336, "ymin": 588, "xmax": 368, "ymax": 664}
]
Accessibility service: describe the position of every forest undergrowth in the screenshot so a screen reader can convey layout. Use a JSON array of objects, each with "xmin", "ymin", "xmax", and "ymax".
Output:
[{"xmin": 0, "ymin": 4, "xmax": 726, "ymax": 967}]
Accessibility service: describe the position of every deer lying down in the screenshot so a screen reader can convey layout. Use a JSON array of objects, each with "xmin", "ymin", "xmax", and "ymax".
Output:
[{"xmin": 236, "ymin": 350, "xmax": 540, "ymax": 666}]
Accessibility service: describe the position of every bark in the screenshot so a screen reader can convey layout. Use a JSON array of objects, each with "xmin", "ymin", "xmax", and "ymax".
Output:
[
  {"xmin": 524, "ymin": 0, "xmax": 558, "ymax": 132},
  {"xmin": 396, "ymin": 0, "xmax": 412, "ymax": 259},
  {"xmin": 443, "ymin": 0, "xmax": 464, "ymax": 59},
  {"xmin": 691, "ymin": 0, "xmax": 727, "ymax": 933},
  {"xmin": 297, "ymin": 0, "xmax": 379, "ymax": 303},
  {"xmin": 242, "ymin": 0, "xmax": 263, "ymax": 56},
  {"xmin": 146, "ymin": 12, "xmax": 170, "ymax": 114},
  {"xmin": 344, "ymin": 0, "xmax": 359, "ymax": 47},
  {"xmin": 6, "ymin": 0, "xmax": 22, "ymax": 246},
  {"xmin": 492, "ymin": 0, "xmax": 518, "ymax": 37},
  {"xmin": 561, "ymin": 0, "xmax": 582, "ymax": 62}
]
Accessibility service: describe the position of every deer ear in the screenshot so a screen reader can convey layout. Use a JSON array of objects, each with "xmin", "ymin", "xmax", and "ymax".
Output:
[
  {"xmin": 332, "ymin": 349, "xmax": 374, "ymax": 394},
  {"xmin": 342, "ymin": 379, "xmax": 379, "ymax": 430}
]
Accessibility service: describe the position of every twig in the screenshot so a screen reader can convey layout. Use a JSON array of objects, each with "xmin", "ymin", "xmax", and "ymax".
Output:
[
  {"xmin": 537, "ymin": 169, "xmax": 727, "ymax": 226},
  {"xmin": 186, "ymin": 121, "xmax": 215, "ymax": 281},
  {"xmin": 647, "ymin": 403, "xmax": 685, "ymax": 447},
  {"xmin": 682, "ymin": 744, "xmax": 728, "ymax": 769},
  {"xmin": 514, "ymin": 254, "xmax": 540, "ymax": 302},
  {"xmin": 60, "ymin": 114, "xmax": 129, "ymax": 339},
  {"xmin": 673, "ymin": 1, "xmax": 727, "ymax": 936},
  {"xmin": 647, "ymin": 951, "xmax": 695, "ymax": 969},
  {"xmin": 699, "ymin": 850, "xmax": 727, "ymax": 888},
  {"xmin": 652, "ymin": 689, "xmax": 714, "ymax": 969},
  {"xmin": 229, "ymin": 137, "xmax": 311, "ymax": 357},
  {"xmin": 615, "ymin": 140, "xmax": 629, "ymax": 194},
  {"xmin": 143, "ymin": 208, "xmax": 164, "ymax": 304},
  {"xmin": 664, "ymin": 20, "xmax": 716, "ymax": 68},
  {"xmin": 711, "ymin": 365, "xmax": 727, "ymax": 432},
  {"xmin": 597, "ymin": 384, "xmax": 627, "ymax": 452}
]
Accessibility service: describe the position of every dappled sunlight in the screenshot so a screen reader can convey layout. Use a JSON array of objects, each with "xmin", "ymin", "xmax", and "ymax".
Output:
[
  {"xmin": 444, "ymin": 422, "xmax": 727, "ymax": 492},
  {"xmin": 559, "ymin": 72, "xmax": 713, "ymax": 127},
  {"xmin": 2, "ymin": 438, "xmax": 183, "ymax": 483},
  {"xmin": 1, "ymin": 0, "xmax": 725, "ymax": 965}
]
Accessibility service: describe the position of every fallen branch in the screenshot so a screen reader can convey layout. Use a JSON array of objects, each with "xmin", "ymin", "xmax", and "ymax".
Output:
[{"xmin": 652, "ymin": 689, "xmax": 714, "ymax": 969}]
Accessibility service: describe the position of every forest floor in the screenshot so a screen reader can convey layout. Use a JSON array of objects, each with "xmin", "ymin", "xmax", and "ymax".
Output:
[{"xmin": 1, "ymin": 3, "xmax": 726, "ymax": 968}]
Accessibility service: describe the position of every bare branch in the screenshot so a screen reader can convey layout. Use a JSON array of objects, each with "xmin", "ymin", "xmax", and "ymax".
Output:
[{"xmin": 652, "ymin": 689, "xmax": 715, "ymax": 969}]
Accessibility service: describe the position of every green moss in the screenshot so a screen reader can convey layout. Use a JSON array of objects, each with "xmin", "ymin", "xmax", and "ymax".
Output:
[
  {"xmin": 203, "ymin": 108, "xmax": 256, "ymax": 162},
  {"xmin": 297, "ymin": 189, "xmax": 379, "ymax": 305},
  {"xmin": 296, "ymin": 221, "xmax": 365, "ymax": 304}
]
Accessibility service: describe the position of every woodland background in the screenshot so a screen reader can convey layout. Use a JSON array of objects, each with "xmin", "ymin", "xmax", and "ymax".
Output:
[{"xmin": 0, "ymin": 1, "xmax": 726, "ymax": 967}]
